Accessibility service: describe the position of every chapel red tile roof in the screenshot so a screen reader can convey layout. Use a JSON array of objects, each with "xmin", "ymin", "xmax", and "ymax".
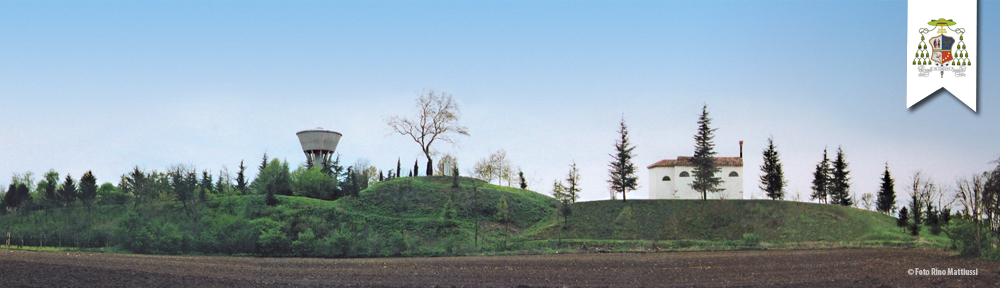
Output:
[{"xmin": 647, "ymin": 156, "xmax": 743, "ymax": 169}]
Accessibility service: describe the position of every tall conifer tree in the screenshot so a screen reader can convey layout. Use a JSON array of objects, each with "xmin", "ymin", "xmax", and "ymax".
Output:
[
  {"xmin": 690, "ymin": 105, "xmax": 723, "ymax": 200},
  {"xmin": 759, "ymin": 137, "xmax": 786, "ymax": 200},
  {"xmin": 79, "ymin": 170, "xmax": 98, "ymax": 205},
  {"xmin": 876, "ymin": 163, "xmax": 897, "ymax": 214},
  {"xmin": 608, "ymin": 116, "xmax": 638, "ymax": 202},
  {"xmin": 57, "ymin": 174, "xmax": 78, "ymax": 206},
  {"xmin": 810, "ymin": 149, "xmax": 831, "ymax": 204},
  {"xmin": 236, "ymin": 161, "xmax": 248, "ymax": 195},
  {"xmin": 829, "ymin": 147, "xmax": 852, "ymax": 206},
  {"xmin": 259, "ymin": 152, "xmax": 269, "ymax": 175}
]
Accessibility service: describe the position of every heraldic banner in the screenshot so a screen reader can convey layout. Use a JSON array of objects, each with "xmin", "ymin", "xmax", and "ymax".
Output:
[{"xmin": 907, "ymin": 0, "xmax": 977, "ymax": 111}]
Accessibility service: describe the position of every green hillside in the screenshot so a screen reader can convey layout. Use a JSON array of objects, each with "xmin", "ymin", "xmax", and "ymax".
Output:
[
  {"xmin": 0, "ymin": 177, "xmax": 949, "ymax": 256},
  {"xmin": 529, "ymin": 199, "xmax": 948, "ymax": 244},
  {"xmin": 0, "ymin": 176, "xmax": 558, "ymax": 256}
]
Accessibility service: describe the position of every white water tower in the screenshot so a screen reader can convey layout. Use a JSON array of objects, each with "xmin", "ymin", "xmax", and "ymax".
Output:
[{"xmin": 296, "ymin": 128, "xmax": 342, "ymax": 167}]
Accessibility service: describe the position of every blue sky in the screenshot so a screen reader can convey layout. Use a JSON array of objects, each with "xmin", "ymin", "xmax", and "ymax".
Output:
[{"xmin": 1, "ymin": 0, "xmax": 997, "ymax": 205}]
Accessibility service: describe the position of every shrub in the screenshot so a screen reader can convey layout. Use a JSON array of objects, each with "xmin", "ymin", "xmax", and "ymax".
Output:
[
  {"xmin": 944, "ymin": 218, "xmax": 997, "ymax": 258},
  {"xmin": 253, "ymin": 218, "xmax": 290, "ymax": 256},
  {"xmin": 742, "ymin": 233, "xmax": 761, "ymax": 247},
  {"xmin": 291, "ymin": 228, "xmax": 318, "ymax": 257}
]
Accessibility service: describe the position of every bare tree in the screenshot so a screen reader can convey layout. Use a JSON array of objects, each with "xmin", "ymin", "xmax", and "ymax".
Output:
[
  {"xmin": 860, "ymin": 193, "xmax": 875, "ymax": 211},
  {"xmin": 955, "ymin": 172, "xmax": 987, "ymax": 221},
  {"xmin": 471, "ymin": 149, "xmax": 513, "ymax": 185},
  {"xmin": 982, "ymin": 160, "xmax": 1000, "ymax": 232},
  {"xmin": 387, "ymin": 90, "xmax": 470, "ymax": 176},
  {"xmin": 909, "ymin": 172, "xmax": 935, "ymax": 207},
  {"xmin": 472, "ymin": 157, "xmax": 496, "ymax": 184}
]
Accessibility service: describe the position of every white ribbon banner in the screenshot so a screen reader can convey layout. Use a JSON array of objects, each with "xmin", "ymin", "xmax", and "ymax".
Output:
[{"xmin": 907, "ymin": 0, "xmax": 977, "ymax": 111}]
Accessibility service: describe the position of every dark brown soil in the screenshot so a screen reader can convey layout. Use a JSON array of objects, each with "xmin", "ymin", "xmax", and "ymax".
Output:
[{"xmin": 1, "ymin": 248, "xmax": 997, "ymax": 287}]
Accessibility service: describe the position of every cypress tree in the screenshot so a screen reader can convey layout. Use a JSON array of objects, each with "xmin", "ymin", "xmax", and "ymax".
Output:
[
  {"xmin": 829, "ymin": 147, "xmax": 852, "ymax": 206},
  {"xmin": 759, "ymin": 137, "xmax": 786, "ymax": 200},
  {"xmin": 396, "ymin": 158, "xmax": 401, "ymax": 180},
  {"xmin": 452, "ymin": 164, "xmax": 460, "ymax": 188},
  {"xmin": 518, "ymin": 171, "xmax": 527, "ymax": 189},
  {"xmin": 413, "ymin": 160, "xmax": 419, "ymax": 178},
  {"xmin": 608, "ymin": 116, "xmax": 638, "ymax": 202},
  {"xmin": 690, "ymin": 105, "xmax": 723, "ymax": 200}
]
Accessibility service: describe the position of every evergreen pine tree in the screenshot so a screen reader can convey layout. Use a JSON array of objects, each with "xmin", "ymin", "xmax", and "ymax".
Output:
[
  {"xmin": 413, "ymin": 160, "xmax": 419, "ymax": 178},
  {"xmin": 215, "ymin": 170, "xmax": 226, "ymax": 194},
  {"xmin": 259, "ymin": 152, "xmax": 268, "ymax": 175},
  {"xmin": 940, "ymin": 208, "xmax": 951, "ymax": 225},
  {"xmin": 608, "ymin": 116, "xmax": 638, "ymax": 202},
  {"xmin": 810, "ymin": 149, "xmax": 831, "ymax": 204},
  {"xmin": 927, "ymin": 204, "xmax": 941, "ymax": 235},
  {"xmin": 79, "ymin": 170, "xmax": 98, "ymax": 205},
  {"xmin": 396, "ymin": 158, "xmax": 401, "ymax": 180},
  {"xmin": 201, "ymin": 170, "xmax": 213, "ymax": 195},
  {"xmin": 40, "ymin": 170, "xmax": 59, "ymax": 207},
  {"xmin": 909, "ymin": 192, "xmax": 922, "ymax": 236},
  {"xmin": 759, "ymin": 137, "xmax": 786, "ymax": 200},
  {"xmin": 379, "ymin": 171, "xmax": 384, "ymax": 182},
  {"xmin": 897, "ymin": 206, "xmax": 909, "ymax": 228},
  {"xmin": 57, "ymin": 174, "xmax": 78, "ymax": 206},
  {"xmin": 690, "ymin": 105, "xmax": 723, "ymax": 200},
  {"xmin": 236, "ymin": 161, "xmax": 248, "ymax": 195},
  {"xmin": 876, "ymin": 163, "xmax": 896, "ymax": 214},
  {"xmin": 829, "ymin": 147, "xmax": 852, "ymax": 206}
]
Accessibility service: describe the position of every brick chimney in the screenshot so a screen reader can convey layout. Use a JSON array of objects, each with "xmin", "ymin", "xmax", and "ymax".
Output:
[{"xmin": 739, "ymin": 141, "xmax": 744, "ymax": 158}]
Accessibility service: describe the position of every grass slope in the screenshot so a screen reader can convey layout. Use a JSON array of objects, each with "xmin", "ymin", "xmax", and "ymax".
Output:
[
  {"xmin": 0, "ymin": 178, "xmax": 948, "ymax": 256},
  {"xmin": 525, "ymin": 199, "xmax": 950, "ymax": 250},
  {"xmin": 0, "ymin": 176, "xmax": 558, "ymax": 256}
]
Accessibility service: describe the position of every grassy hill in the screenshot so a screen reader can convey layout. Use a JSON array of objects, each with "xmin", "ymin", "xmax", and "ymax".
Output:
[
  {"xmin": 524, "ymin": 199, "xmax": 950, "ymax": 251},
  {"xmin": 0, "ymin": 176, "xmax": 558, "ymax": 256},
  {"xmin": 0, "ymin": 176, "xmax": 948, "ymax": 256}
]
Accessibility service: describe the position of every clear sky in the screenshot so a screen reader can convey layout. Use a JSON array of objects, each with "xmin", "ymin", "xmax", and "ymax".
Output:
[{"xmin": 1, "ymin": 0, "xmax": 998, "ymax": 205}]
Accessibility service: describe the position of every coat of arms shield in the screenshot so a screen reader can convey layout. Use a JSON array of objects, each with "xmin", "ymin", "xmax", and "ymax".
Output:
[{"xmin": 929, "ymin": 34, "xmax": 955, "ymax": 64}]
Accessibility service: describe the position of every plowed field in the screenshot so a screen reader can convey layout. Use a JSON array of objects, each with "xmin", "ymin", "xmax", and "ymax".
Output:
[{"xmin": 1, "ymin": 248, "xmax": 997, "ymax": 287}]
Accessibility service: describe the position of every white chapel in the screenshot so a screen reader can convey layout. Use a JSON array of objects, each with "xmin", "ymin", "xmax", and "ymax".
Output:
[{"xmin": 647, "ymin": 153, "xmax": 744, "ymax": 200}]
